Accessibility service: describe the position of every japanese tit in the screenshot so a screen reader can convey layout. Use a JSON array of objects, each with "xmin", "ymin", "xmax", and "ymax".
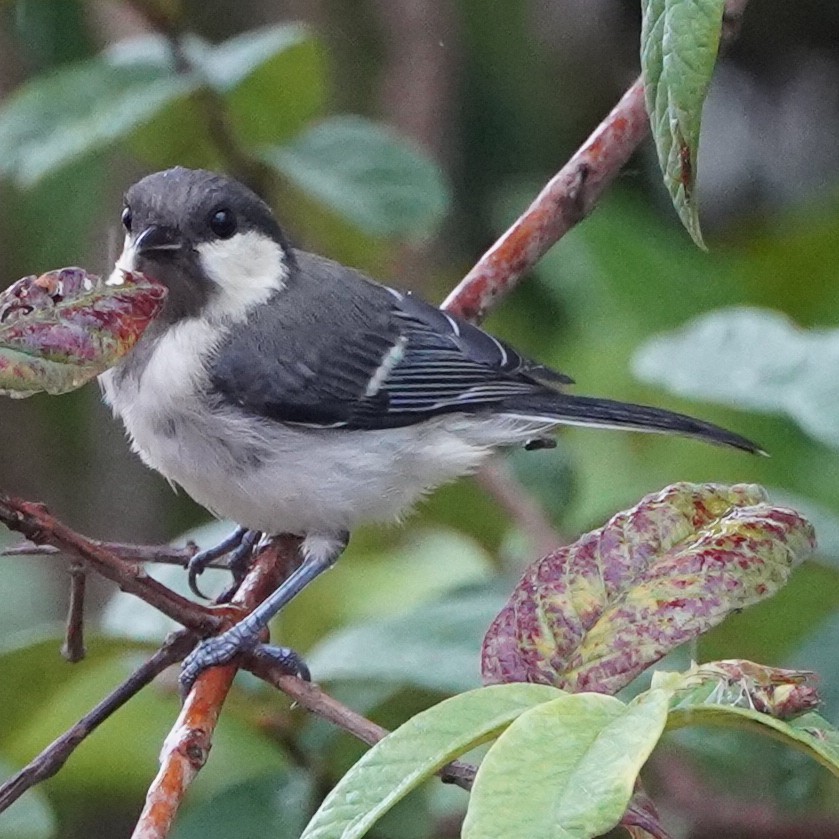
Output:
[{"xmin": 99, "ymin": 167, "xmax": 759, "ymax": 683}]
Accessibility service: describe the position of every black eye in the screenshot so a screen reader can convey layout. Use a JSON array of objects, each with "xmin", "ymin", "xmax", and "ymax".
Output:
[
  {"xmin": 209, "ymin": 208, "xmax": 237, "ymax": 239},
  {"xmin": 121, "ymin": 206, "xmax": 132, "ymax": 232}
]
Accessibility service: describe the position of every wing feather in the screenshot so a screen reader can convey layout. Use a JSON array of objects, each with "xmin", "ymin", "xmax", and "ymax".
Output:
[{"xmin": 210, "ymin": 250, "xmax": 571, "ymax": 429}]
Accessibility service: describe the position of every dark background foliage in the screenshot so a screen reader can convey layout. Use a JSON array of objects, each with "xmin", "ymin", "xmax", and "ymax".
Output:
[{"xmin": 1, "ymin": 1, "xmax": 839, "ymax": 837}]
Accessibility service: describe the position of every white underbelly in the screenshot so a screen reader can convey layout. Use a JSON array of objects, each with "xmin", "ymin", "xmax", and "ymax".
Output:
[
  {"xmin": 100, "ymin": 317, "xmax": 552, "ymax": 536},
  {"xmin": 107, "ymin": 394, "xmax": 502, "ymax": 534}
]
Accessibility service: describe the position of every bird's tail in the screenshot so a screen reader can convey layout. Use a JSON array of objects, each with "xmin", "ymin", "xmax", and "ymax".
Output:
[{"xmin": 502, "ymin": 393, "xmax": 763, "ymax": 454}]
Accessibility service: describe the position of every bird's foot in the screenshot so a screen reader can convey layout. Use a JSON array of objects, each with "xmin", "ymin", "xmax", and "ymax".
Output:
[
  {"xmin": 179, "ymin": 633, "xmax": 309, "ymax": 697},
  {"xmin": 187, "ymin": 527, "xmax": 262, "ymax": 599},
  {"xmin": 179, "ymin": 531, "xmax": 349, "ymax": 695}
]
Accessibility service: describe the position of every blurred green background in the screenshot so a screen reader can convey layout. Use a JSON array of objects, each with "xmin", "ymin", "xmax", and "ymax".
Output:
[{"xmin": 1, "ymin": 1, "xmax": 839, "ymax": 837}]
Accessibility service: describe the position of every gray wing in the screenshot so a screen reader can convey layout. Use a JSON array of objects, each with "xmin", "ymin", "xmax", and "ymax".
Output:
[{"xmin": 209, "ymin": 250, "xmax": 571, "ymax": 429}]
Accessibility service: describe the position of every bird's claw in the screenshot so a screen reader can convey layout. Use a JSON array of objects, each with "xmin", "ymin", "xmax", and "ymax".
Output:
[
  {"xmin": 187, "ymin": 527, "xmax": 261, "ymax": 599},
  {"xmin": 179, "ymin": 633, "xmax": 309, "ymax": 698},
  {"xmin": 251, "ymin": 644, "xmax": 311, "ymax": 682}
]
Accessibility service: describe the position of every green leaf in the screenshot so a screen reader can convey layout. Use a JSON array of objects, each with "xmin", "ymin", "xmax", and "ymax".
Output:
[
  {"xmin": 300, "ymin": 683, "xmax": 563, "ymax": 839},
  {"xmin": 633, "ymin": 306, "xmax": 839, "ymax": 450},
  {"xmin": 0, "ymin": 59, "xmax": 195, "ymax": 186},
  {"xmin": 306, "ymin": 589, "xmax": 506, "ymax": 694},
  {"xmin": 262, "ymin": 115, "xmax": 450, "ymax": 237},
  {"xmin": 170, "ymin": 770, "xmax": 314, "ymax": 839},
  {"xmin": 207, "ymin": 24, "xmax": 325, "ymax": 148},
  {"xmin": 0, "ymin": 23, "xmax": 324, "ymax": 183},
  {"xmin": 0, "ymin": 758, "xmax": 56, "ymax": 839},
  {"xmin": 641, "ymin": 0, "xmax": 726, "ymax": 247},
  {"xmin": 116, "ymin": 26, "xmax": 326, "ymax": 170},
  {"xmin": 668, "ymin": 701, "xmax": 839, "ymax": 778},
  {"xmin": 462, "ymin": 690, "xmax": 671, "ymax": 839},
  {"xmin": 482, "ymin": 483, "xmax": 815, "ymax": 693}
]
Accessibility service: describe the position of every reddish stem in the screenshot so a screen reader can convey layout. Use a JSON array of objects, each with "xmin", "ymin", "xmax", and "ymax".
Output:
[
  {"xmin": 130, "ymin": 537, "xmax": 302, "ymax": 839},
  {"xmin": 442, "ymin": 77, "xmax": 648, "ymax": 323}
]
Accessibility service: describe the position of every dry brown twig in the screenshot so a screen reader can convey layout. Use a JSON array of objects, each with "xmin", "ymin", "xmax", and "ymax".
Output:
[
  {"xmin": 60, "ymin": 563, "xmax": 88, "ymax": 663},
  {"xmin": 0, "ymin": 493, "xmax": 219, "ymax": 635}
]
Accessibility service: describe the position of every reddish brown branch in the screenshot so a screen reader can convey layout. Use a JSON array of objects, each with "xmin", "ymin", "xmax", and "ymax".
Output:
[
  {"xmin": 0, "ymin": 492, "xmax": 219, "ymax": 634},
  {"xmin": 131, "ymin": 536, "xmax": 302, "ymax": 838},
  {"xmin": 0, "ymin": 631, "xmax": 195, "ymax": 813},
  {"xmin": 442, "ymin": 77, "xmax": 648, "ymax": 323},
  {"xmin": 441, "ymin": 0, "xmax": 749, "ymax": 325},
  {"xmin": 3, "ymin": 539, "xmax": 210, "ymax": 568}
]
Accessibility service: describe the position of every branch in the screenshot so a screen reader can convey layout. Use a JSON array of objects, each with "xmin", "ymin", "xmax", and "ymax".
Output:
[
  {"xmin": 3, "ymin": 539, "xmax": 208, "ymax": 568},
  {"xmin": 0, "ymin": 631, "xmax": 195, "ymax": 813},
  {"xmin": 441, "ymin": 0, "xmax": 749, "ymax": 325},
  {"xmin": 60, "ymin": 563, "xmax": 87, "ymax": 663},
  {"xmin": 0, "ymin": 492, "xmax": 219, "ymax": 634},
  {"xmin": 131, "ymin": 536, "xmax": 302, "ymax": 839},
  {"xmin": 249, "ymin": 657, "xmax": 477, "ymax": 792},
  {"xmin": 441, "ymin": 77, "xmax": 648, "ymax": 323}
]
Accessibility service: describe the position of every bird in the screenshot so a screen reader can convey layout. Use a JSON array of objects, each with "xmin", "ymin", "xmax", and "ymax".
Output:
[{"xmin": 99, "ymin": 166, "xmax": 760, "ymax": 690}]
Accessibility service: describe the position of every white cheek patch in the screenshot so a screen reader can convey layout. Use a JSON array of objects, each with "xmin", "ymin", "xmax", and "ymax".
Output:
[
  {"xmin": 106, "ymin": 234, "xmax": 136, "ymax": 286},
  {"xmin": 197, "ymin": 230, "xmax": 288, "ymax": 322}
]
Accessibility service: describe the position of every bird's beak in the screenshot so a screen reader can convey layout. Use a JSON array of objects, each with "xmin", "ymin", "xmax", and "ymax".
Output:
[
  {"xmin": 134, "ymin": 225, "xmax": 182, "ymax": 255},
  {"xmin": 108, "ymin": 225, "xmax": 183, "ymax": 286}
]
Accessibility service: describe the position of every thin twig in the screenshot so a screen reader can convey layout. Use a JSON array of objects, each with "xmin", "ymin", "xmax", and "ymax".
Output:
[
  {"xmin": 0, "ymin": 492, "xmax": 219, "ymax": 635},
  {"xmin": 0, "ymin": 631, "xmax": 195, "ymax": 813},
  {"xmin": 60, "ymin": 564, "xmax": 87, "ymax": 663},
  {"xmin": 3, "ymin": 539, "xmax": 213, "ymax": 568},
  {"xmin": 474, "ymin": 460, "xmax": 563, "ymax": 555},
  {"xmin": 248, "ymin": 657, "xmax": 477, "ymax": 792},
  {"xmin": 131, "ymin": 536, "xmax": 302, "ymax": 839}
]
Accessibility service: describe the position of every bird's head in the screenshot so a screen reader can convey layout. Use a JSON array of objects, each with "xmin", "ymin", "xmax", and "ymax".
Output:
[{"xmin": 112, "ymin": 167, "xmax": 293, "ymax": 323}]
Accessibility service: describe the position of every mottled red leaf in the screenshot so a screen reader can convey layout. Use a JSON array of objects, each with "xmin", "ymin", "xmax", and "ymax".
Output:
[
  {"xmin": 0, "ymin": 267, "xmax": 165, "ymax": 397},
  {"xmin": 482, "ymin": 483, "xmax": 815, "ymax": 694}
]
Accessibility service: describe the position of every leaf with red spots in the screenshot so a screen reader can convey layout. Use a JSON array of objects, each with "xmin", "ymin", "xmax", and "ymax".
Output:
[
  {"xmin": 0, "ymin": 267, "xmax": 166, "ymax": 398},
  {"xmin": 481, "ymin": 483, "xmax": 816, "ymax": 694}
]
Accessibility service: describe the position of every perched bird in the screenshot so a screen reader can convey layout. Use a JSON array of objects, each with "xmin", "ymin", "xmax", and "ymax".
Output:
[{"xmin": 100, "ymin": 166, "xmax": 760, "ymax": 687}]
